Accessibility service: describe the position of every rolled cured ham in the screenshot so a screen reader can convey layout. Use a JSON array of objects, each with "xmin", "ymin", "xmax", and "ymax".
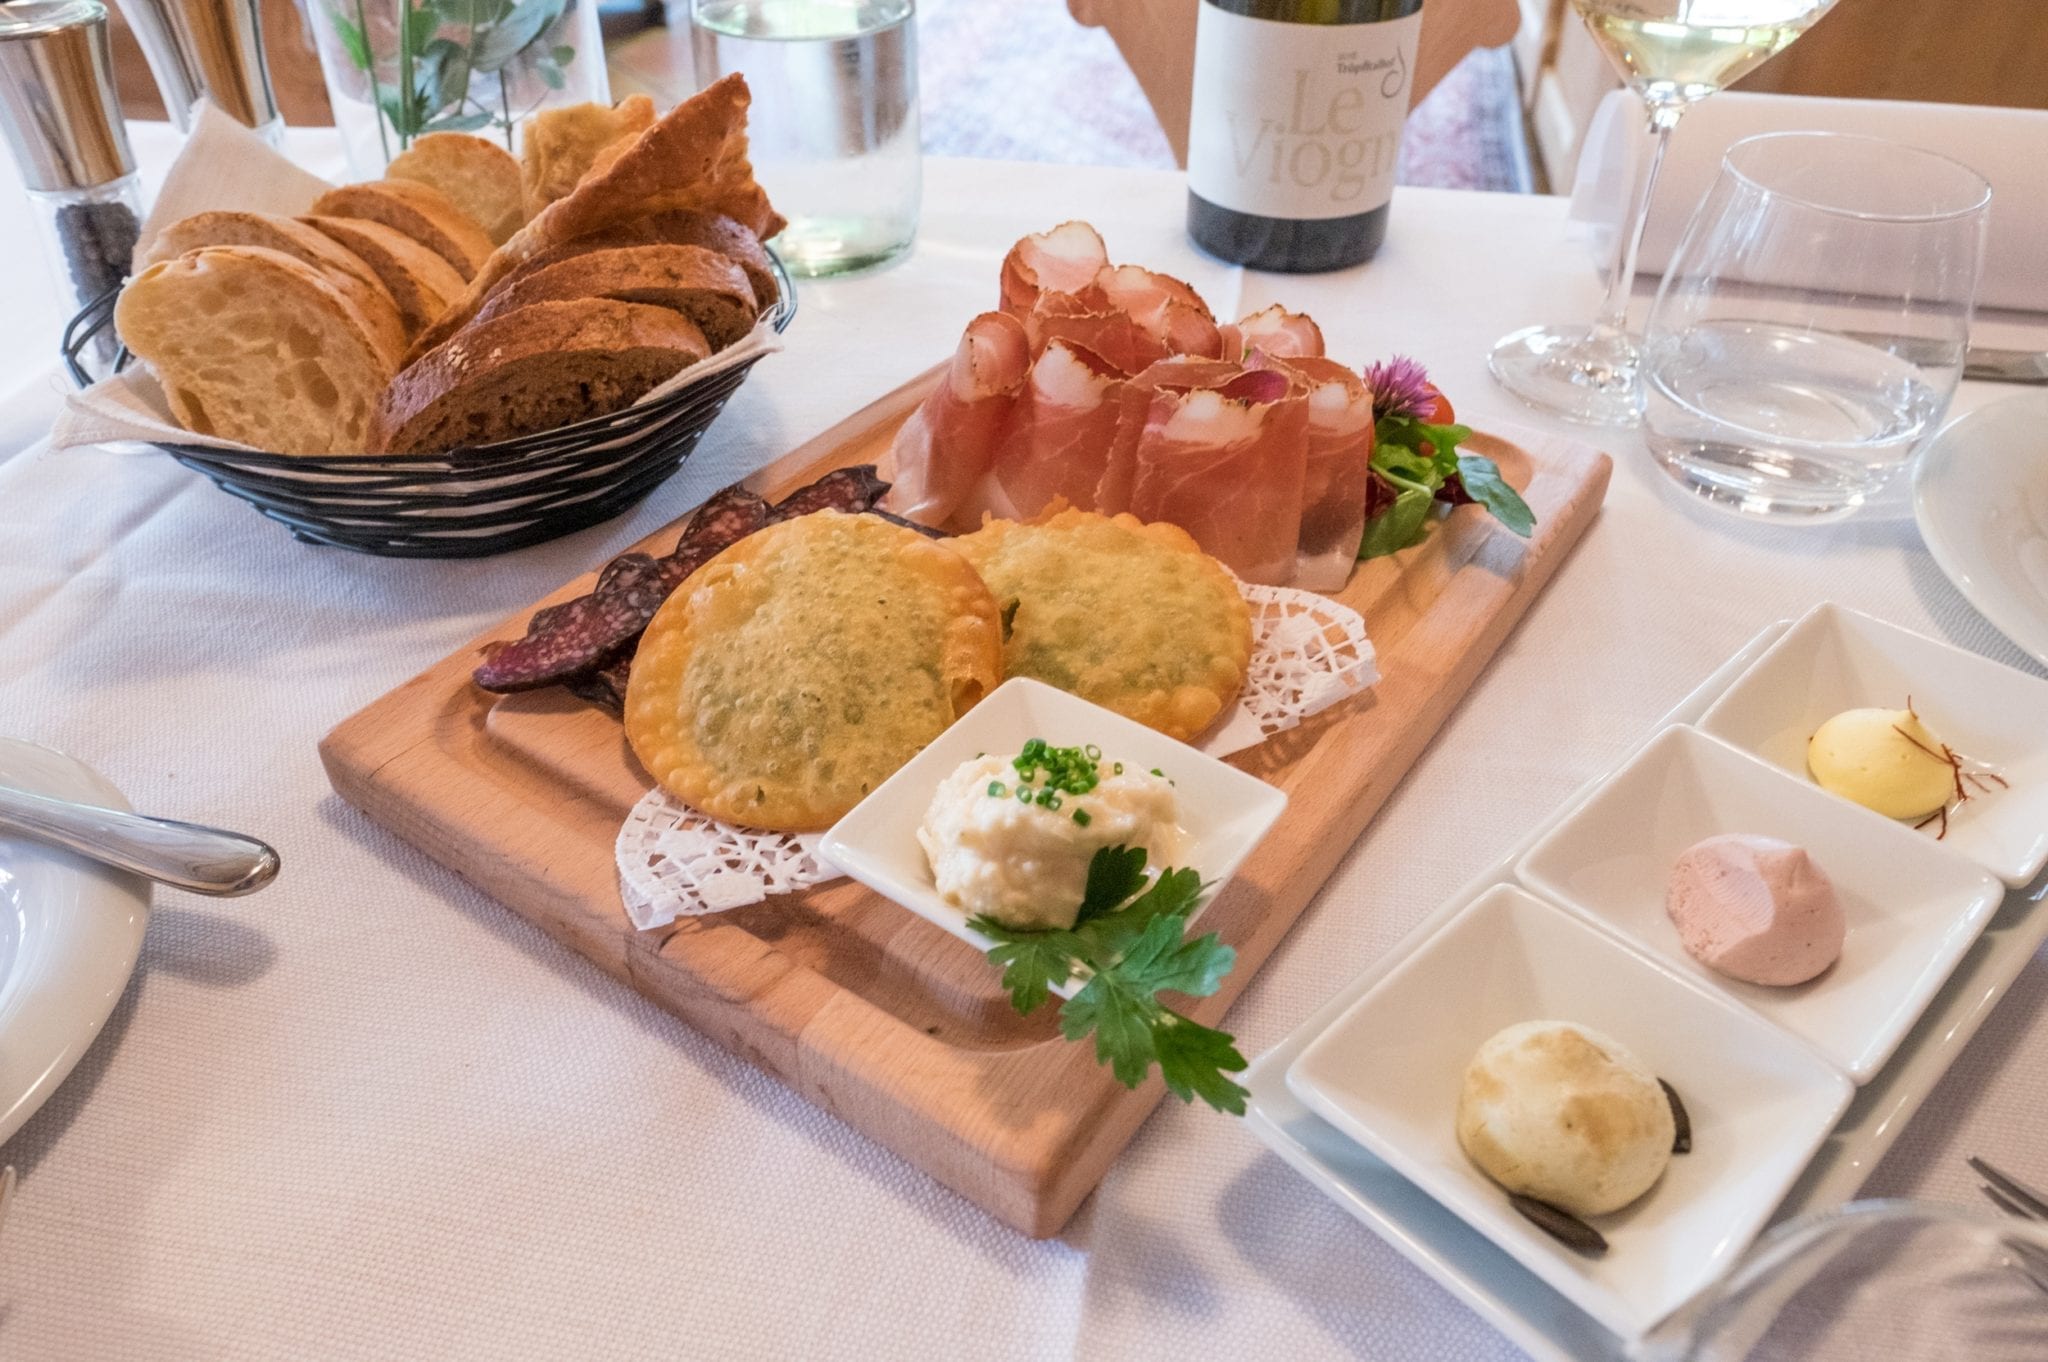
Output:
[
  {"xmin": 1022, "ymin": 291, "xmax": 1147, "ymax": 375},
  {"xmin": 1124, "ymin": 367, "xmax": 1309, "ymax": 585},
  {"xmin": 999, "ymin": 221, "xmax": 1109, "ymax": 319},
  {"xmin": 1221, "ymin": 304, "xmax": 1325, "ymax": 362},
  {"xmin": 1093, "ymin": 355, "xmax": 1245, "ymax": 517},
  {"xmin": 962, "ymin": 340, "xmax": 1127, "ymax": 525},
  {"xmin": 1095, "ymin": 265, "xmax": 1223, "ymax": 364},
  {"xmin": 885, "ymin": 310, "xmax": 1030, "ymax": 525},
  {"xmin": 1253, "ymin": 352, "xmax": 1376, "ymax": 589}
]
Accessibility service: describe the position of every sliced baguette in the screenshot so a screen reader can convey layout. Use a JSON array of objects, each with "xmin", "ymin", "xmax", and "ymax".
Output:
[
  {"xmin": 301, "ymin": 215, "xmax": 466, "ymax": 336},
  {"xmin": 308, "ymin": 179, "xmax": 494, "ymax": 280},
  {"xmin": 409, "ymin": 76, "xmax": 780, "ymax": 362},
  {"xmin": 141, "ymin": 210, "xmax": 408, "ymax": 362},
  {"xmin": 520, "ymin": 95, "xmax": 657, "ymax": 218},
  {"xmin": 115, "ymin": 246, "xmax": 401, "ymax": 455},
  {"xmin": 470, "ymin": 244, "xmax": 757, "ymax": 350},
  {"xmin": 372, "ymin": 298, "xmax": 711, "ymax": 454},
  {"xmin": 387, "ymin": 132, "xmax": 526, "ymax": 246}
]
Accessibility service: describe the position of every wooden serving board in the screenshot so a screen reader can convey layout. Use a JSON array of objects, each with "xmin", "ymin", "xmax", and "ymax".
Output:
[{"xmin": 320, "ymin": 367, "xmax": 1613, "ymax": 1237}]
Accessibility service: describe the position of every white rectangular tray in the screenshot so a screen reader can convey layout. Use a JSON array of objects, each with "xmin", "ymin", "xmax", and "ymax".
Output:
[{"xmin": 1240, "ymin": 621, "xmax": 2048, "ymax": 1361}]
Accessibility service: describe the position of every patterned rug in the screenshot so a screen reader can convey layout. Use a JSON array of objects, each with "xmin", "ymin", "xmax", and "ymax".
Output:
[{"xmin": 915, "ymin": 0, "xmax": 1531, "ymax": 192}]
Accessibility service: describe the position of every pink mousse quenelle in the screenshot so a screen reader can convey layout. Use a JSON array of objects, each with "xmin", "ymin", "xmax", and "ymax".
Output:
[{"xmin": 1665, "ymin": 834, "xmax": 1846, "ymax": 987}]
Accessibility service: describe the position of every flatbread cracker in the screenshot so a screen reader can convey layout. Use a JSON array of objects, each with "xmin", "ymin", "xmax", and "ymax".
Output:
[
  {"xmin": 625, "ymin": 511, "xmax": 1002, "ymax": 831},
  {"xmin": 953, "ymin": 509, "xmax": 1252, "ymax": 741}
]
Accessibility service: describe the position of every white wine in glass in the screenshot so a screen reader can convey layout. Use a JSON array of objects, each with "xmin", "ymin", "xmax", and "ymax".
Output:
[{"xmin": 1488, "ymin": 0, "xmax": 1840, "ymax": 426}]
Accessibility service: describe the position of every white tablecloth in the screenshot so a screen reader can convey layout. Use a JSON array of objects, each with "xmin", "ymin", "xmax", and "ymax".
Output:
[{"xmin": 1, "ymin": 126, "xmax": 2044, "ymax": 1361}]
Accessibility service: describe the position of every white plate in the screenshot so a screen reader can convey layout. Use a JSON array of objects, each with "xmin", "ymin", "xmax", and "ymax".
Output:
[
  {"xmin": 0, "ymin": 740, "xmax": 150, "ymax": 1144},
  {"xmin": 1913, "ymin": 392, "xmax": 2048, "ymax": 669},
  {"xmin": 1286, "ymin": 884, "xmax": 1853, "ymax": 1343},
  {"xmin": 1698, "ymin": 602, "xmax": 2048, "ymax": 886},
  {"xmin": 818, "ymin": 678, "xmax": 1288, "ymax": 993},
  {"xmin": 1239, "ymin": 621, "xmax": 2048, "ymax": 1362},
  {"xmin": 1518, "ymin": 725, "xmax": 2004, "ymax": 1081}
]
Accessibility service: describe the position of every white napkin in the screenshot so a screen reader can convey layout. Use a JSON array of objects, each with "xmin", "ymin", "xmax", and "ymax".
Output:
[
  {"xmin": 53, "ymin": 103, "xmax": 784, "ymax": 457},
  {"xmin": 1569, "ymin": 91, "xmax": 2048, "ymax": 313}
]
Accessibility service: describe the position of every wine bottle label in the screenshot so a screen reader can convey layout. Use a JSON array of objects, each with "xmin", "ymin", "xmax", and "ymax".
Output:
[{"xmin": 1186, "ymin": 5, "xmax": 1423, "ymax": 221}]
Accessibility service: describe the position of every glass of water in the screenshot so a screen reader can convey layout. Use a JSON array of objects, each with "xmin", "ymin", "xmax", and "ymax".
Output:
[
  {"xmin": 1642, "ymin": 131, "xmax": 1990, "ymax": 522},
  {"xmin": 1670, "ymin": 1200, "xmax": 2048, "ymax": 1361},
  {"xmin": 689, "ymin": 0, "xmax": 920, "ymax": 277}
]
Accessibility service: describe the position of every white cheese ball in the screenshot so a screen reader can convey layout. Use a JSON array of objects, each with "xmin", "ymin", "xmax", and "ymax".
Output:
[
  {"xmin": 1455, "ymin": 1020, "xmax": 1675, "ymax": 1218},
  {"xmin": 917, "ymin": 754, "xmax": 1182, "ymax": 930}
]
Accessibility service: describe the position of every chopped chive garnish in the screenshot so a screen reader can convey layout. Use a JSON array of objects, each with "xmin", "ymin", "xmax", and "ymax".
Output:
[
  {"xmin": 1150, "ymin": 767, "xmax": 1164, "ymax": 777},
  {"xmin": 1071, "ymin": 808, "xmax": 1092, "ymax": 827},
  {"xmin": 987, "ymin": 781, "xmax": 1006, "ymax": 797}
]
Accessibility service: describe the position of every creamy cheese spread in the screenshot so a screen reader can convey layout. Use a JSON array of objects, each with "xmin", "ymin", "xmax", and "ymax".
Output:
[{"xmin": 917, "ymin": 747, "xmax": 1182, "ymax": 930}]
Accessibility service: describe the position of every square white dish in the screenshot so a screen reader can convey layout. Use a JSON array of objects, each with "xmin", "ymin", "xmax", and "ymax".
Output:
[
  {"xmin": 1517, "ymin": 725, "xmax": 2005, "ymax": 1081},
  {"xmin": 1698, "ymin": 602, "xmax": 2048, "ymax": 886},
  {"xmin": 1285, "ymin": 883, "xmax": 1854, "ymax": 1343},
  {"xmin": 818, "ymin": 678, "xmax": 1288, "ymax": 990}
]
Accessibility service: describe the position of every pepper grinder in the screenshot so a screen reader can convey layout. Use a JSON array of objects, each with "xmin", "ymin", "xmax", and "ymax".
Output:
[
  {"xmin": 108, "ymin": 0, "xmax": 281, "ymax": 139},
  {"xmin": 0, "ymin": 0, "xmax": 145, "ymax": 380}
]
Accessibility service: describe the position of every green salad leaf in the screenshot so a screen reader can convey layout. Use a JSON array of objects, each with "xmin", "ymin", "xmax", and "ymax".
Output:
[
  {"xmin": 1455, "ymin": 453, "xmax": 1535, "ymax": 538},
  {"xmin": 968, "ymin": 846, "xmax": 1247, "ymax": 1114},
  {"xmin": 1356, "ymin": 369, "xmax": 1538, "ymax": 557}
]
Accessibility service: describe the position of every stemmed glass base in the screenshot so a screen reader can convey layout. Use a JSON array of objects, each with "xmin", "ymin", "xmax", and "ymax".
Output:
[{"xmin": 1488, "ymin": 323, "xmax": 1646, "ymax": 427}]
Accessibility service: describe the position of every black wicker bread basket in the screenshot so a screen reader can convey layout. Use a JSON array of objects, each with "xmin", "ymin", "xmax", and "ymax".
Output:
[{"xmin": 59, "ymin": 254, "xmax": 795, "ymax": 558}]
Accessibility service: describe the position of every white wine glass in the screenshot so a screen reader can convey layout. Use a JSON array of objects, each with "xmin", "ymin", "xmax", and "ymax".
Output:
[{"xmin": 1489, "ymin": 0, "xmax": 1841, "ymax": 426}]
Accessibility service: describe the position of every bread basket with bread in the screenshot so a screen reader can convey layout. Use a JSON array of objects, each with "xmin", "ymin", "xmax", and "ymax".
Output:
[{"xmin": 57, "ymin": 78, "xmax": 793, "ymax": 559}]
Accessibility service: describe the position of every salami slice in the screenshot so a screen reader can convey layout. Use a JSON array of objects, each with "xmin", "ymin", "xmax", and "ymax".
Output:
[
  {"xmin": 765, "ymin": 465, "xmax": 889, "ymax": 521},
  {"xmin": 473, "ymin": 468, "xmax": 896, "ymax": 696},
  {"xmin": 564, "ymin": 656, "xmax": 632, "ymax": 716}
]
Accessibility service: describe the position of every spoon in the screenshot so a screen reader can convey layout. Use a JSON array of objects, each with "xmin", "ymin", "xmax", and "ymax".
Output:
[{"xmin": 0, "ymin": 782, "xmax": 279, "ymax": 896}]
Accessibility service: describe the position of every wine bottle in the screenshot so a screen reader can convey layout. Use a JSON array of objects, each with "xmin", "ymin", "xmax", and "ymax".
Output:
[{"xmin": 1185, "ymin": 0, "xmax": 1425, "ymax": 272}]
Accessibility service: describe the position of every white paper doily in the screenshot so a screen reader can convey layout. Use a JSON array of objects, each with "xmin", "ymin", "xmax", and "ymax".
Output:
[{"xmin": 616, "ymin": 582, "xmax": 1376, "ymax": 930}]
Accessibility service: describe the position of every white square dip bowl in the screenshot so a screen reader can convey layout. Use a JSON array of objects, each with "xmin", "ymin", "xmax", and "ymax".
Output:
[
  {"xmin": 1698, "ymin": 602, "xmax": 2048, "ymax": 886},
  {"xmin": 819, "ymin": 678, "xmax": 1287, "ymax": 993},
  {"xmin": 1518, "ymin": 725, "xmax": 2004, "ymax": 1081},
  {"xmin": 1286, "ymin": 883, "xmax": 1853, "ymax": 1344}
]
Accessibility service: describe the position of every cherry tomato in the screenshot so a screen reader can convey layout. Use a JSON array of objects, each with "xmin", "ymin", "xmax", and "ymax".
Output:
[{"xmin": 1422, "ymin": 383, "xmax": 1454, "ymax": 425}]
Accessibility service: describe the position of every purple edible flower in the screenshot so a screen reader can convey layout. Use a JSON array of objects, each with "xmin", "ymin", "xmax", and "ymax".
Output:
[{"xmin": 1364, "ymin": 355, "xmax": 1435, "ymax": 422}]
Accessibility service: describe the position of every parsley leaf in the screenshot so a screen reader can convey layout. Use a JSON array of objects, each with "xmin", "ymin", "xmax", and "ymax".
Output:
[
  {"xmin": 968, "ymin": 917, "xmax": 1085, "ymax": 1013},
  {"xmin": 975, "ymin": 846, "xmax": 1247, "ymax": 1114},
  {"xmin": 1075, "ymin": 844, "xmax": 1149, "ymax": 926},
  {"xmin": 1061, "ymin": 971, "xmax": 1159, "ymax": 1087},
  {"xmin": 1154, "ymin": 1011, "xmax": 1251, "ymax": 1114}
]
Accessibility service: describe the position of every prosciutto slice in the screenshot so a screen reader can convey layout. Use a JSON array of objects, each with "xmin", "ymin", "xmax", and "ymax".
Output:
[
  {"xmin": 885, "ymin": 310, "xmax": 1030, "ymax": 525},
  {"xmin": 1023, "ymin": 290, "xmax": 1147, "ymax": 374},
  {"xmin": 975, "ymin": 340, "xmax": 1127, "ymax": 524},
  {"xmin": 1221, "ymin": 304, "xmax": 1326, "ymax": 362},
  {"xmin": 999, "ymin": 221, "xmax": 1109, "ymax": 319},
  {"xmin": 1124, "ymin": 367, "xmax": 1309, "ymax": 585},
  {"xmin": 1093, "ymin": 355, "xmax": 1244, "ymax": 516},
  {"xmin": 1252, "ymin": 352, "xmax": 1376, "ymax": 589},
  {"xmin": 1095, "ymin": 265, "xmax": 1223, "ymax": 363}
]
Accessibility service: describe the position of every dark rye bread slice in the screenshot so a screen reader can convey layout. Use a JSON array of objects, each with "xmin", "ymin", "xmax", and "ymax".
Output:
[
  {"xmin": 492, "ymin": 209, "xmax": 775, "ymax": 312},
  {"xmin": 469, "ymin": 244, "xmax": 757, "ymax": 350},
  {"xmin": 371, "ymin": 298, "xmax": 711, "ymax": 454}
]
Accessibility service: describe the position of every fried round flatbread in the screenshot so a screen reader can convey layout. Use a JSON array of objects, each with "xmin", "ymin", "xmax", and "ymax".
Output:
[
  {"xmin": 625, "ymin": 510, "xmax": 1003, "ymax": 830},
  {"xmin": 953, "ymin": 509, "xmax": 1251, "ymax": 740}
]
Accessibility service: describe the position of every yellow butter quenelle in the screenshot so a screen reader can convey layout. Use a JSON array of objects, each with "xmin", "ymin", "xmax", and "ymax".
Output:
[
  {"xmin": 625, "ymin": 511, "xmax": 1004, "ymax": 831},
  {"xmin": 1808, "ymin": 707, "xmax": 1955, "ymax": 821}
]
